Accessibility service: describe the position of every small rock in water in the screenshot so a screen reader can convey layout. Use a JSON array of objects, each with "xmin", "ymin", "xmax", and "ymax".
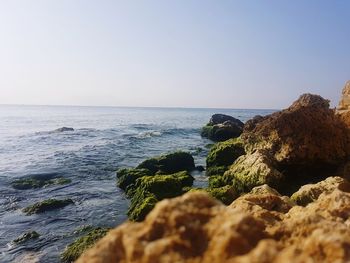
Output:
[
  {"xmin": 53, "ymin": 127, "xmax": 74, "ymax": 132},
  {"xmin": 23, "ymin": 198, "xmax": 74, "ymax": 215},
  {"xmin": 13, "ymin": 231, "xmax": 40, "ymax": 244}
]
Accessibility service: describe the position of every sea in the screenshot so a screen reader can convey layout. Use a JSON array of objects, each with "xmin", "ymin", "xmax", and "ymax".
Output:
[{"xmin": 0, "ymin": 105, "xmax": 274, "ymax": 263}]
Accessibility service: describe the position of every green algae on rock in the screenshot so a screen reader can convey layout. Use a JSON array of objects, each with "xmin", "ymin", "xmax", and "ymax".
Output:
[
  {"xmin": 13, "ymin": 231, "xmax": 40, "ymax": 244},
  {"xmin": 11, "ymin": 177, "xmax": 71, "ymax": 190},
  {"xmin": 127, "ymin": 171, "xmax": 194, "ymax": 221},
  {"xmin": 223, "ymin": 150, "xmax": 284, "ymax": 194},
  {"xmin": 61, "ymin": 227, "xmax": 109, "ymax": 263},
  {"xmin": 116, "ymin": 168, "xmax": 152, "ymax": 190},
  {"xmin": 23, "ymin": 198, "xmax": 74, "ymax": 215},
  {"xmin": 208, "ymin": 175, "xmax": 227, "ymax": 188},
  {"xmin": 206, "ymin": 138, "xmax": 245, "ymax": 168},
  {"xmin": 137, "ymin": 151, "xmax": 195, "ymax": 174},
  {"xmin": 117, "ymin": 152, "xmax": 196, "ymax": 221},
  {"xmin": 128, "ymin": 191, "xmax": 158, "ymax": 221},
  {"xmin": 207, "ymin": 185, "xmax": 238, "ymax": 205}
]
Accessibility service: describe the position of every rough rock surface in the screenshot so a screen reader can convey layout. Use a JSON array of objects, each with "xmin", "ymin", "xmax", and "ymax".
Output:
[
  {"xmin": 223, "ymin": 150, "xmax": 284, "ymax": 193},
  {"xmin": 77, "ymin": 178, "xmax": 350, "ymax": 263},
  {"xmin": 242, "ymin": 93, "xmax": 349, "ymax": 167},
  {"xmin": 290, "ymin": 176, "xmax": 350, "ymax": 206},
  {"xmin": 337, "ymin": 81, "xmax": 350, "ymax": 129},
  {"xmin": 220, "ymin": 93, "xmax": 350, "ymax": 195},
  {"xmin": 337, "ymin": 80, "xmax": 350, "ymax": 111}
]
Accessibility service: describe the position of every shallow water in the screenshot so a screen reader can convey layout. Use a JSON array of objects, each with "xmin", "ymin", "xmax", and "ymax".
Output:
[{"xmin": 0, "ymin": 105, "xmax": 274, "ymax": 262}]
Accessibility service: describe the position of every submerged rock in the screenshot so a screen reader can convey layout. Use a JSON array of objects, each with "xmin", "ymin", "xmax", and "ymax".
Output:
[
  {"xmin": 61, "ymin": 227, "xmax": 109, "ymax": 263},
  {"xmin": 53, "ymin": 127, "xmax": 74, "ymax": 132},
  {"xmin": 13, "ymin": 231, "xmax": 40, "ymax": 244},
  {"xmin": 11, "ymin": 176, "xmax": 71, "ymax": 190},
  {"xmin": 23, "ymin": 198, "xmax": 74, "ymax": 215},
  {"xmin": 201, "ymin": 114, "xmax": 244, "ymax": 142},
  {"xmin": 77, "ymin": 178, "xmax": 350, "ymax": 262}
]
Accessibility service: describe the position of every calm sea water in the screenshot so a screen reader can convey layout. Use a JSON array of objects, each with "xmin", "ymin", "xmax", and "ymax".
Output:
[{"xmin": 0, "ymin": 105, "xmax": 274, "ymax": 263}]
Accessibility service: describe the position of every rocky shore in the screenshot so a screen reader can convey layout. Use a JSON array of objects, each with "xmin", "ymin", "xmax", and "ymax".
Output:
[{"xmin": 72, "ymin": 82, "xmax": 350, "ymax": 262}]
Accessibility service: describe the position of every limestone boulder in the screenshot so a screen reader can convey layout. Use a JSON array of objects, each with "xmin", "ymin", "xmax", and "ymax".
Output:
[
  {"xmin": 242, "ymin": 93, "xmax": 349, "ymax": 176},
  {"xmin": 290, "ymin": 176, "xmax": 350, "ymax": 206},
  {"xmin": 77, "ymin": 178, "xmax": 350, "ymax": 263}
]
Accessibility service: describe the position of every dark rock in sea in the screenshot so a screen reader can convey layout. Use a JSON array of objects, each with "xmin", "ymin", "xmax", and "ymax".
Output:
[
  {"xmin": 11, "ymin": 176, "xmax": 71, "ymax": 190},
  {"xmin": 23, "ymin": 198, "xmax": 74, "ymax": 215},
  {"xmin": 209, "ymin": 113, "xmax": 244, "ymax": 127},
  {"xmin": 201, "ymin": 114, "xmax": 244, "ymax": 142},
  {"xmin": 13, "ymin": 231, "xmax": 40, "ymax": 244},
  {"xmin": 194, "ymin": 165, "xmax": 205, "ymax": 172},
  {"xmin": 61, "ymin": 227, "xmax": 109, "ymax": 263},
  {"xmin": 54, "ymin": 127, "xmax": 74, "ymax": 132},
  {"xmin": 137, "ymin": 151, "xmax": 195, "ymax": 174}
]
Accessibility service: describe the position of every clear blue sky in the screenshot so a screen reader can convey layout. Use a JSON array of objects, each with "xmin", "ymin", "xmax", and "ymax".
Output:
[{"xmin": 0, "ymin": 1, "xmax": 349, "ymax": 109}]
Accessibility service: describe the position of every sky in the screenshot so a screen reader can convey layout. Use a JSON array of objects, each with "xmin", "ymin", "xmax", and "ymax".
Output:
[{"xmin": 0, "ymin": 1, "xmax": 349, "ymax": 109}]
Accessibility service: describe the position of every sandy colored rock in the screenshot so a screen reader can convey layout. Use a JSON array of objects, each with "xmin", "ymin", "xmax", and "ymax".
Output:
[
  {"xmin": 77, "ymin": 177, "xmax": 350, "ymax": 263},
  {"xmin": 242, "ymin": 93, "xmax": 349, "ymax": 167},
  {"xmin": 290, "ymin": 176, "xmax": 350, "ymax": 206},
  {"xmin": 337, "ymin": 81, "xmax": 350, "ymax": 111}
]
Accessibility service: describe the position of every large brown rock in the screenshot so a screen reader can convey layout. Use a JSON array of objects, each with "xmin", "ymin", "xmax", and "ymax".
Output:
[
  {"xmin": 76, "ymin": 177, "xmax": 350, "ymax": 263},
  {"xmin": 242, "ymin": 93, "xmax": 349, "ymax": 167}
]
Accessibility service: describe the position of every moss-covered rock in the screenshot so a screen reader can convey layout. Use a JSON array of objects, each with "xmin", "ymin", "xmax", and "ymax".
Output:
[
  {"xmin": 127, "ymin": 171, "xmax": 194, "ymax": 221},
  {"xmin": 23, "ymin": 198, "xmax": 74, "ymax": 215},
  {"xmin": 11, "ymin": 176, "xmax": 71, "ymax": 190},
  {"xmin": 208, "ymin": 175, "xmax": 227, "ymax": 188},
  {"xmin": 137, "ymin": 151, "xmax": 195, "ymax": 174},
  {"xmin": 206, "ymin": 166, "xmax": 228, "ymax": 177},
  {"xmin": 207, "ymin": 185, "xmax": 238, "ymax": 205},
  {"xmin": 128, "ymin": 191, "xmax": 158, "ymax": 221},
  {"xmin": 206, "ymin": 138, "xmax": 245, "ymax": 168},
  {"xmin": 116, "ymin": 168, "xmax": 152, "ymax": 190},
  {"xmin": 61, "ymin": 228, "xmax": 109, "ymax": 262},
  {"xmin": 13, "ymin": 231, "xmax": 40, "ymax": 244},
  {"xmin": 223, "ymin": 150, "xmax": 284, "ymax": 194},
  {"xmin": 134, "ymin": 171, "xmax": 194, "ymax": 199}
]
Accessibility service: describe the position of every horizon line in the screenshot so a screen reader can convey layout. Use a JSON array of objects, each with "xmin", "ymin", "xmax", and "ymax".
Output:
[{"xmin": 0, "ymin": 103, "xmax": 279, "ymax": 111}]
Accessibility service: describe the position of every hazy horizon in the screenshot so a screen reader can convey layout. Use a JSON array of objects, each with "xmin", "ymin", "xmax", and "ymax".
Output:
[{"xmin": 1, "ymin": 1, "xmax": 349, "ymax": 109}]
